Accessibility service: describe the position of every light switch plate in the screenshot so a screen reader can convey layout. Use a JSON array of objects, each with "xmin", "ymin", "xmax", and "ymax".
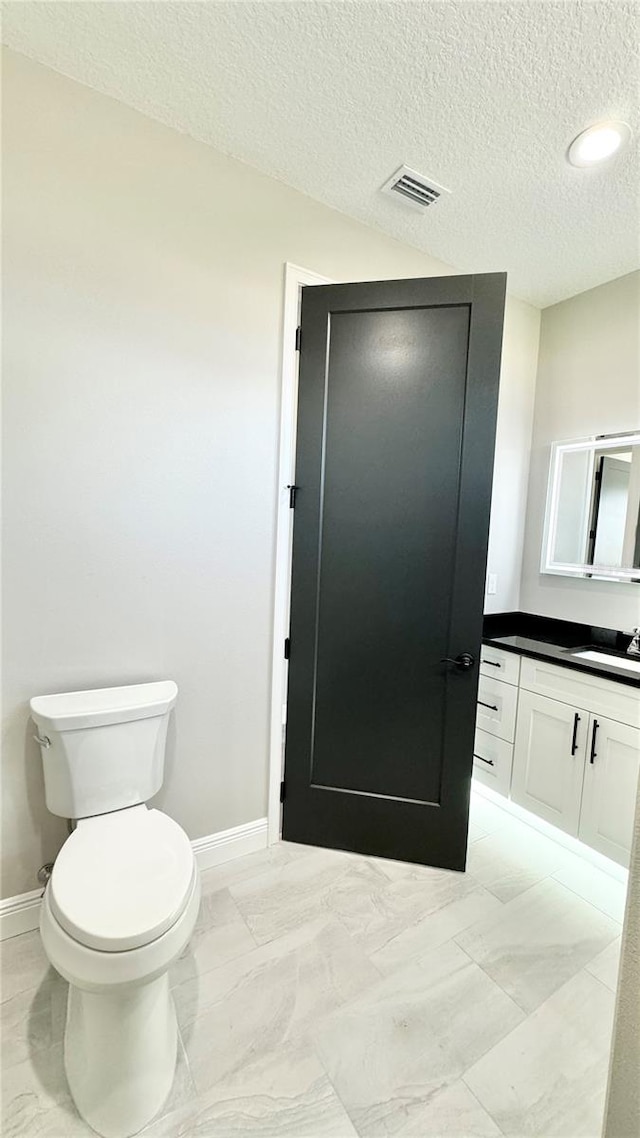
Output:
[{"xmin": 487, "ymin": 573, "xmax": 498, "ymax": 595}]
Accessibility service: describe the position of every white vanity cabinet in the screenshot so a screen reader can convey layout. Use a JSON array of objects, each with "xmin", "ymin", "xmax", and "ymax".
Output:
[{"xmin": 475, "ymin": 649, "xmax": 640, "ymax": 867}]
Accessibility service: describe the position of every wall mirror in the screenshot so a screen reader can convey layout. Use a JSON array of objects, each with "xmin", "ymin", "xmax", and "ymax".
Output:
[{"xmin": 542, "ymin": 431, "xmax": 640, "ymax": 582}]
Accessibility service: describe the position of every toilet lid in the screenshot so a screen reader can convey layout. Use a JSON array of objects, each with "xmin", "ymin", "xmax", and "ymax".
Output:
[{"xmin": 49, "ymin": 807, "xmax": 196, "ymax": 952}]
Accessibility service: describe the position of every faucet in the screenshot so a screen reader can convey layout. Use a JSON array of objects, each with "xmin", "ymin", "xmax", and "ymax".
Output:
[{"xmin": 627, "ymin": 628, "xmax": 640, "ymax": 657}]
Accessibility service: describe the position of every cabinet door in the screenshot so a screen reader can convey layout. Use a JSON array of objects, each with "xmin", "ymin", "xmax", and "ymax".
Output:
[
  {"xmin": 511, "ymin": 690, "xmax": 587, "ymax": 836},
  {"xmin": 579, "ymin": 716, "xmax": 640, "ymax": 867}
]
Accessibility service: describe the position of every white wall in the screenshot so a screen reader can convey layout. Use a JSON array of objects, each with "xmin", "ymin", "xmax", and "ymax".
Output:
[
  {"xmin": 520, "ymin": 271, "xmax": 640, "ymax": 630},
  {"xmin": 484, "ymin": 299, "xmax": 539, "ymax": 613},
  {"xmin": 1, "ymin": 50, "xmax": 540, "ymax": 899}
]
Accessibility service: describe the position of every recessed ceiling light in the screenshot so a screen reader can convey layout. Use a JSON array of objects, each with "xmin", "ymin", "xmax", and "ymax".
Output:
[{"xmin": 567, "ymin": 121, "xmax": 632, "ymax": 167}]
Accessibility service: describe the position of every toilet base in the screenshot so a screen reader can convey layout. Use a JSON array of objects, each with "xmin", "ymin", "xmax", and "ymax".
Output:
[{"xmin": 65, "ymin": 973, "xmax": 178, "ymax": 1138}]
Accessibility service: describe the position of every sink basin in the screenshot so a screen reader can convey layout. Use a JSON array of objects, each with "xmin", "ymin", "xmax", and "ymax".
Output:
[{"xmin": 572, "ymin": 649, "xmax": 640, "ymax": 674}]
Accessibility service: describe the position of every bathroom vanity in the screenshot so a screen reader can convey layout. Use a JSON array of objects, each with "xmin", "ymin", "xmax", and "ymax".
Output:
[{"xmin": 473, "ymin": 613, "xmax": 640, "ymax": 867}]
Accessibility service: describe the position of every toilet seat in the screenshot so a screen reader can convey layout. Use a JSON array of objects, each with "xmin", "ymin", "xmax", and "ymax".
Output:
[{"xmin": 49, "ymin": 806, "xmax": 195, "ymax": 952}]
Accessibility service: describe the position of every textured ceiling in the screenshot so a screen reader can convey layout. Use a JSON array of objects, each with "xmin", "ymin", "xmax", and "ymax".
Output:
[{"xmin": 2, "ymin": 1, "xmax": 639, "ymax": 306}]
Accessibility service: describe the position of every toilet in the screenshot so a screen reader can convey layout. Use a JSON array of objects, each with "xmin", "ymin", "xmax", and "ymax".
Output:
[{"xmin": 30, "ymin": 681, "xmax": 200, "ymax": 1138}]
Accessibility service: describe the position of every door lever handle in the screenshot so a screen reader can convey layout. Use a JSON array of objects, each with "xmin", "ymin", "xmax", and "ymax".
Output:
[{"xmin": 441, "ymin": 653, "xmax": 476, "ymax": 671}]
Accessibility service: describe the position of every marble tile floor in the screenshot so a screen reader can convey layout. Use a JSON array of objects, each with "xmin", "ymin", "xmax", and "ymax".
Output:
[{"xmin": 1, "ymin": 790, "xmax": 625, "ymax": 1138}]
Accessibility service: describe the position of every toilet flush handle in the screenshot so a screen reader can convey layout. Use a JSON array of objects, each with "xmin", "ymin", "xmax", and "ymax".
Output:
[{"xmin": 33, "ymin": 733, "xmax": 51, "ymax": 749}]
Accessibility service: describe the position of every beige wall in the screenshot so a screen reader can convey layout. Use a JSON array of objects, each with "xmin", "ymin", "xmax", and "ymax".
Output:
[
  {"xmin": 604, "ymin": 765, "xmax": 640, "ymax": 1138},
  {"xmin": 1, "ymin": 50, "xmax": 540, "ymax": 899},
  {"xmin": 520, "ymin": 271, "xmax": 640, "ymax": 630}
]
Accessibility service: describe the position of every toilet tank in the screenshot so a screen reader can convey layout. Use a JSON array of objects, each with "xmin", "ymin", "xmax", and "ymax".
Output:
[{"xmin": 30, "ymin": 681, "xmax": 178, "ymax": 820}]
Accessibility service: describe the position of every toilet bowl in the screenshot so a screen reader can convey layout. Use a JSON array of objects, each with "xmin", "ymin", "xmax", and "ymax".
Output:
[
  {"xmin": 31, "ymin": 682, "xmax": 200, "ymax": 1138},
  {"xmin": 40, "ymin": 805, "xmax": 200, "ymax": 1138},
  {"xmin": 40, "ymin": 806, "xmax": 200, "ymax": 1138}
]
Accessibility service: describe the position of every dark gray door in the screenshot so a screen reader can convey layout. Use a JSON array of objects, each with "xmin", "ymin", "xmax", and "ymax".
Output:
[{"xmin": 282, "ymin": 274, "xmax": 506, "ymax": 870}]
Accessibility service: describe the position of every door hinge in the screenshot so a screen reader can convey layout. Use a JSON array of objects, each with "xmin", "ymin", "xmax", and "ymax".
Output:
[
  {"xmin": 284, "ymin": 637, "xmax": 290, "ymax": 660},
  {"xmin": 287, "ymin": 484, "xmax": 298, "ymax": 508},
  {"xmin": 295, "ymin": 326, "xmax": 301, "ymax": 352},
  {"xmin": 280, "ymin": 780, "xmax": 286, "ymax": 803},
  {"xmin": 594, "ymin": 469, "xmax": 602, "ymax": 482}
]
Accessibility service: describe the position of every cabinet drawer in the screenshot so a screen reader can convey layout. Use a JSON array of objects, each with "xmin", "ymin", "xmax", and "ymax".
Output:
[
  {"xmin": 480, "ymin": 645, "xmax": 520, "ymax": 687},
  {"xmin": 473, "ymin": 729, "xmax": 514, "ymax": 796},
  {"xmin": 520, "ymin": 656, "xmax": 640, "ymax": 728},
  {"xmin": 476, "ymin": 675, "xmax": 518, "ymax": 742}
]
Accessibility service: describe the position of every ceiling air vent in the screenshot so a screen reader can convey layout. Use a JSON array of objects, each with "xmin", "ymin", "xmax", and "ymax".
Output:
[{"xmin": 381, "ymin": 165, "xmax": 451, "ymax": 211}]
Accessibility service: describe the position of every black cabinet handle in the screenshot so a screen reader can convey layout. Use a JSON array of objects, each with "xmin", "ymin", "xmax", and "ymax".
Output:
[
  {"xmin": 474, "ymin": 753, "xmax": 495, "ymax": 767},
  {"xmin": 484, "ymin": 660, "xmax": 502, "ymax": 668},
  {"xmin": 441, "ymin": 653, "xmax": 476, "ymax": 671},
  {"xmin": 590, "ymin": 719, "xmax": 599, "ymax": 764},
  {"xmin": 478, "ymin": 700, "xmax": 499, "ymax": 712},
  {"xmin": 571, "ymin": 712, "xmax": 581, "ymax": 756}
]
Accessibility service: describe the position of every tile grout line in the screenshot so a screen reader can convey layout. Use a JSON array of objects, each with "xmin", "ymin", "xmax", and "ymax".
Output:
[
  {"xmin": 459, "ymin": 1071, "xmax": 508, "ymax": 1136},
  {"xmin": 459, "ymin": 951, "xmax": 536, "ymax": 1017},
  {"xmin": 304, "ymin": 1028, "xmax": 375, "ymax": 1138},
  {"xmin": 548, "ymin": 870, "xmax": 626, "ymax": 925},
  {"xmin": 169, "ymin": 907, "xmax": 262, "ymax": 995},
  {"xmin": 481, "ymin": 867, "xmax": 564, "ymax": 907},
  {"xmin": 225, "ymin": 885, "xmax": 261, "ymax": 949},
  {"xmin": 454, "ymin": 911, "xmax": 619, "ymax": 1018},
  {"xmin": 582, "ymin": 963, "xmax": 621, "ymax": 1000},
  {"xmin": 464, "ymin": 865, "xmax": 623, "ymax": 931},
  {"xmin": 199, "ymin": 840, "xmax": 323, "ymax": 900},
  {"xmin": 305, "ymin": 931, "xmax": 519, "ymax": 1138},
  {"xmin": 459, "ymin": 962, "xmax": 618, "ymax": 1138}
]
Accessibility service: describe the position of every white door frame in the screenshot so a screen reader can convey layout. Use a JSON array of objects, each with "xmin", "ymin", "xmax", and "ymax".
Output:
[{"xmin": 267, "ymin": 263, "xmax": 333, "ymax": 844}]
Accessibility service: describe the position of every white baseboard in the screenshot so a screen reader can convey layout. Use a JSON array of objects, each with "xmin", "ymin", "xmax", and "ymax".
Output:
[
  {"xmin": 0, "ymin": 888, "xmax": 43, "ymax": 942},
  {"xmin": 0, "ymin": 816, "xmax": 268, "ymax": 942},
  {"xmin": 191, "ymin": 817, "xmax": 268, "ymax": 872}
]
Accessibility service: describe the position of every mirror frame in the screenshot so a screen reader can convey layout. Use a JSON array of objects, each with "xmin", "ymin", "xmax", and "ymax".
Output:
[{"xmin": 541, "ymin": 430, "xmax": 640, "ymax": 582}]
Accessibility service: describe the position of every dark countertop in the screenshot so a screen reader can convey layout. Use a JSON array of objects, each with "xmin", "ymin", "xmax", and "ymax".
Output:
[{"xmin": 482, "ymin": 612, "xmax": 640, "ymax": 690}]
